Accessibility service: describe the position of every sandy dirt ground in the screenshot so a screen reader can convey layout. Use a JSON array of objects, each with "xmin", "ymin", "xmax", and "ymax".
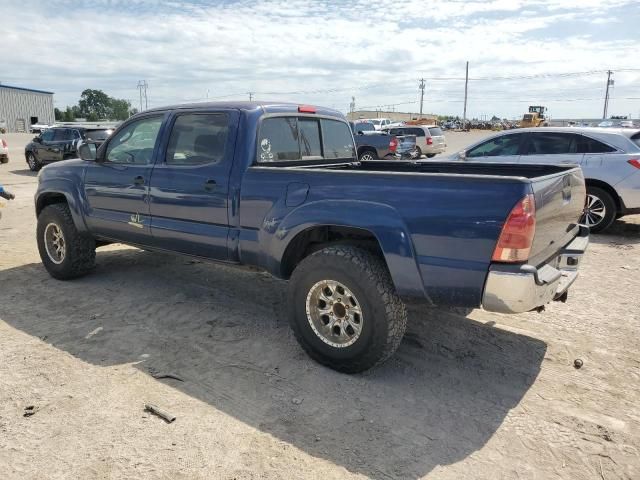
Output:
[{"xmin": 0, "ymin": 132, "xmax": 639, "ymax": 479}]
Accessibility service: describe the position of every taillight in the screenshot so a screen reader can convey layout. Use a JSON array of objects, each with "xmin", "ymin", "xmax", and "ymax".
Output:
[
  {"xmin": 492, "ymin": 194, "xmax": 536, "ymax": 263},
  {"xmin": 628, "ymin": 159, "xmax": 640, "ymax": 169},
  {"xmin": 389, "ymin": 137, "xmax": 398, "ymax": 153},
  {"xmin": 427, "ymin": 137, "xmax": 433, "ymax": 146}
]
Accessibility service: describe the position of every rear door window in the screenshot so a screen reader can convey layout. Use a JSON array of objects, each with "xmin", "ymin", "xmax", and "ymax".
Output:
[
  {"xmin": 524, "ymin": 132, "xmax": 579, "ymax": 155},
  {"xmin": 428, "ymin": 127, "xmax": 443, "ymax": 136},
  {"xmin": 411, "ymin": 128, "xmax": 425, "ymax": 137},
  {"xmin": 577, "ymin": 135, "xmax": 616, "ymax": 153},
  {"xmin": 321, "ymin": 119, "xmax": 356, "ymax": 160},
  {"xmin": 467, "ymin": 134, "xmax": 522, "ymax": 157},
  {"xmin": 41, "ymin": 130, "xmax": 55, "ymax": 142},
  {"xmin": 53, "ymin": 129, "xmax": 73, "ymax": 141},
  {"xmin": 166, "ymin": 113, "xmax": 229, "ymax": 165}
]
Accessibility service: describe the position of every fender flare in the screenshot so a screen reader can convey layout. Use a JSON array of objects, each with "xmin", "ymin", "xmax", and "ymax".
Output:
[
  {"xmin": 35, "ymin": 178, "xmax": 89, "ymax": 233},
  {"xmin": 266, "ymin": 200, "xmax": 429, "ymax": 301}
]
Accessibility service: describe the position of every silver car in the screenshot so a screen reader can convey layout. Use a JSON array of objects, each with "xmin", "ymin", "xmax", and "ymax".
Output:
[
  {"xmin": 453, "ymin": 127, "xmax": 640, "ymax": 232},
  {"xmin": 384, "ymin": 125, "xmax": 446, "ymax": 158}
]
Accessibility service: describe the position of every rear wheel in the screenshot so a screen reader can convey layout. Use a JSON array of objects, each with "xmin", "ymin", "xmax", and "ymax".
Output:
[
  {"xmin": 288, "ymin": 245, "xmax": 407, "ymax": 373},
  {"xmin": 37, "ymin": 204, "xmax": 96, "ymax": 279},
  {"xmin": 358, "ymin": 150, "xmax": 377, "ymax": 161},
  {"xmin": 27, "ymin": 152, "xmax": 41, "ymax": 171},
  {"xmin": 415, "ymin": 147, "xmax": 422, "ymax": 158},
  {"xmin": 581, "ymin": 186, "xmax": 616, "ymax": 233},
  {"xmin": 426, "ymin": 154, "xmax": 436, "ymax": 158}
]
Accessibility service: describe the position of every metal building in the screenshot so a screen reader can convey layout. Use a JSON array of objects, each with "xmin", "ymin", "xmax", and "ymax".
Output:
[{"xmin": 0, "ymin": 84, "xmax": 55, "ymax": 133}]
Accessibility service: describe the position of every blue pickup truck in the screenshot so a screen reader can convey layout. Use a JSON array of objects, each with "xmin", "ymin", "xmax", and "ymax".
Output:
[{"xmin": 34, "ymin": 101, "xmax": 588, "ymax": 372}]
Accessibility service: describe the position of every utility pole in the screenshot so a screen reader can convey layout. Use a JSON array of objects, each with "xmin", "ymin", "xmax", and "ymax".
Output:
[
  {"xmin": 603, "ymin": 70, "xmax": 613, "ymax": 119},
  {"xmin": 249, "ymin": 92, "xmax": 253, "ymax": 101},
  {"xmin": 419, "ymin": 78, "xmax": 425, "ymax": 119},
  {"xmin": 137, "ymin": 80, "xmax": 148, "ymax": 111},
  {"xmin": 349, "ymin": 96, "xmax": 355, "ymax": 119},
  {"xmin": 463, "ymin": 61, "xmax": 469, "ymax": 130}
]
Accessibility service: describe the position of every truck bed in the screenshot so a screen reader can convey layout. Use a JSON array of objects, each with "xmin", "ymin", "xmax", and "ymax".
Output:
[{"xmin": 313, "ymin": 160, "xmax": 578, "ymax": 181}]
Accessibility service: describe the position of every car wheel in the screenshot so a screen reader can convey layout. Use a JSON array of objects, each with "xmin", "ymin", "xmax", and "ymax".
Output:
[
  {"xmin": 37, "ymin": 204, "xmax": 96, "ymax": 280},
  {"xmin": 0, "ymin": 156, "xmax": 8, "ymax": 164},
  {"xmin": 288, "ymin": 245, "xmax": 408, "ymax": 373},
  {"xmin": 415, "ymin": 147, "xmax": 422, "ymax": 158},
  {"xmin": 426, "ymin": 154, "xmax": 436, "ymax": 158},
  {"xmin": 358, "ymin": 150, "xmax": 377, "ymax": 161},
  {"xmin": 27, "ymin": 152, "xmax": 41, "ymax": 171},
  {"xmin": 581, "ymin": 186, "xmax": 616, "ymax": 233}
]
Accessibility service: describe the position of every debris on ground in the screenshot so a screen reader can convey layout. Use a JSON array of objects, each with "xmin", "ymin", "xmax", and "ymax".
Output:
[
  {"xmin": 574, "ymin": 358, "xmax": 584, "ymax": 369},
  {"xmin": 144, "ymin": 403, "xmax": 176, "ymax": 423}
]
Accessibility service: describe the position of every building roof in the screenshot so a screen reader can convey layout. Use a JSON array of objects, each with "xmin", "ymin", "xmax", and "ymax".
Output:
[{"xmin": 0, "ymin": 83, "xmax": 54, "ymax": 95}]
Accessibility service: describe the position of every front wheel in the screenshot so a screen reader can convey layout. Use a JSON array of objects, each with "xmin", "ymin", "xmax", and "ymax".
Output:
[
  {"xmin": 288, "ymin": 245, "xmax": 407, "ymax": 373},
  {"xmin": 581, "ymin": 186, "xmax": 616, "ymax": 233},
  {"xmin": 37, "ymin": 204, "xmax": 96, "ymax": 279}
]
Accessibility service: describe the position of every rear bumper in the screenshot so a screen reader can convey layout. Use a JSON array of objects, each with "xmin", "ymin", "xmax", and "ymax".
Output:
[{"xmin": 482, "ymin": 226, "xmax": 589, "ymax": 314}]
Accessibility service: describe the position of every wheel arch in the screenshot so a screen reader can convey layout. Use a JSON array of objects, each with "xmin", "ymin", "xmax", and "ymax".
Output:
[
  {"xmin": 584, "ymin": 178, "xmax": 622, "ymax": 213},
  {"xmin": 36, "ymin": 185, "xmax": 89, "ymax": 233},
  {"xmin": 270, "ymin": 201, "xmax": 429, "ymax": 301}
]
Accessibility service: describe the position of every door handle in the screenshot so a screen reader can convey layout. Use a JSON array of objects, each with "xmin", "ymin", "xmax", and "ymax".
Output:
[
  {"xmin": 204, "ymin": 179, "xmax": 217, "ymax": 191},
  {"xmin": 133, "ymin": 175, "xmax": 145, "ymax": 186}
]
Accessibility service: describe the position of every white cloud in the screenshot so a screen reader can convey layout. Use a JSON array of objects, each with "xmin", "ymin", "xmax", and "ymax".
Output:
[{"xmin": 1, "ymin": 0, "xmax": 638, "ymax": 118}]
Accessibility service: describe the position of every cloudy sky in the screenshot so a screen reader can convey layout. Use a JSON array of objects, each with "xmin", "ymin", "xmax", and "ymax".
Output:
[{"xmin": 2, "ymin": 0, "xmax": 639, "ymax": 119}]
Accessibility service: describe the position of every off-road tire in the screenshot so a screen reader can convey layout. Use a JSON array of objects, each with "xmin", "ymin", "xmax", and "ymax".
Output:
[
  {"xmin": 426, "ymin": 154, "xmax": 436, "ymax": 158},
  {"xmin": 288, "ymin": 245, "xmax": 407, "ymax": 373},
  {"xmin": 0, "ymin": 156, "xmax": 8, "ymax": 164},
  {"xmin": 27, "ymin": 152, "xmax": 41, "ymax": 171},
  {"xmin": 37, "ymin": 204, "xmax": 96, "ymax": 280},
  {"xmin": 583, "ymin": 186, "xmax": 616, "ymax": 233}
]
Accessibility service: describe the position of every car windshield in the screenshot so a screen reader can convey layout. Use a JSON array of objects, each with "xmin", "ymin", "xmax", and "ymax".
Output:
[
  {"xmin": 353, "ymin": 123, "xmax": 375, "ymax": 132},
  {"xmin": 369, "ymin": 120, "xmax": 381, "ymax": 125},
  {"xmin": 84, "ymin": 129, "xmax": 113, "ymax": 141}
]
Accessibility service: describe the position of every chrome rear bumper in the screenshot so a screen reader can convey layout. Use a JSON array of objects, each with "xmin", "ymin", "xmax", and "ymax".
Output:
[{"xmin": 482, "ymin": 227, "xmax": 589, "ymax": 314}]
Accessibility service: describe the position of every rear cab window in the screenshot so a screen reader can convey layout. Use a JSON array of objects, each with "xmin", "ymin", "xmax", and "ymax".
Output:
[{"xmin": 257, "ymin": 116, "xmax": 355, "ymax": 163}]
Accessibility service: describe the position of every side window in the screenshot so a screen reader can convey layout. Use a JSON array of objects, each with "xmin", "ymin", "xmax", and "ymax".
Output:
[
  {"xmin": 524, "ymin": 132, "xmax": 578, "ymax": 155},
  {"xmin": 53, "ymin": 129, "xmax": 73, "ymax": 141},
  {"xmin": 468, "ymin": 134, "xmax": 522, "ymax": 157},
  {"xmin": 106, "ymin": 116, "xmax": 163, "ymax": 165},
  {"xmin": 73, "ymin": 130, "xmax": 82, "ymax": 140},
  {"xmin": 411, "ymin": 128, "xmax": 425, "ymax": 137},
  {"xmin": 41, "ymin": 130, "xmax": 55, "ymax": 142},
  {"xmin": 166, "ymin": 113, "xmax": 228, "ymax": 165},
  {"xmin": 298, "ymin": 118, "xmax": 322, "ymax": 159},
  {"xmin": 578, "ymin": 136, "xmax": 616, "ymax": 154},
  {"xmin": 258, "ymin": 117, "xmax": 299, "ymax": 162},
  {"xmin": 321, "ymin": 119, "xmax": 356, "ymax": 160}
]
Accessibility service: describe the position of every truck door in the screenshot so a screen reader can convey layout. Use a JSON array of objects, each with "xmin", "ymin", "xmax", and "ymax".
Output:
[
  {"xmin": 147, "ymin": 110, "xmax": 238, "ymax": 260},
  {"xmin": 83, "ymin": 114, "xmax": 165, "ymax": 245}
]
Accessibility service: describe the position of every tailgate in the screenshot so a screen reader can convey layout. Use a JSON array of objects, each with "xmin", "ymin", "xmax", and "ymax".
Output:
[
  {"xmin": 529, "ymin": 166, "xmax": 586, "ymax": 265},
  {"xmin": 396, "ymin": 135, "xmax": 416, "ymax": 154}
]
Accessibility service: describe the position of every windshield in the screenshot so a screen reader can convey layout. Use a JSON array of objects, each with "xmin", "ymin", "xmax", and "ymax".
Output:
[
  {"xmin": 369, "ymin": 119, "xmax": 381, "ymax": 125},
  {"xmin": 84, "ymin": 129, "xmax": 113, "ymax": 141},
  {"xmin": 353, "ymin": 122, "xmax": 375, "ymax": 132}
]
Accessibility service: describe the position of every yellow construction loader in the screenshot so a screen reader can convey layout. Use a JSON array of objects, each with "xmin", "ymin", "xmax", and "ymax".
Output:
[{"xmin": 520, "ymin": 106, "xmax": 548, "ymax": 128}]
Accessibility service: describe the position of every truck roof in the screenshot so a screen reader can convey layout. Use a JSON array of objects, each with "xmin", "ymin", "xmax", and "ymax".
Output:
[{"xmin": 145, "ymin": 101, "xmax": 345, "ymax": 118}]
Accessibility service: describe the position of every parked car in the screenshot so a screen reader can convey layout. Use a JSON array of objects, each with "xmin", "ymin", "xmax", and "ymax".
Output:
[
  {"xmin": 35, "ymin": 101, "xmax": 588, "ymax": 373},
  {"xmin": 598, "ymin": 121, "xmax": 614, "ymax": 128},
  {"xmin": 451, "ymin": 127, "xmax": 640, "ymax": 232},
  {"xmin": 0, "ymin": 137, "xmax": 8, "ymax": 163},
  {"xmin": 365, "ymin": 118, "xmax": 393, "ymax": 130},
  {"xmin": 349, "ymin": 121, "xmax": 417, "ymax": 160},
  {"xmin": 25, "ymin": 126, "xmax": 113, "ymax": 171},
  {"xmin": 620, "ymin": 120, "xmax": 635, "ymax": 128},
  {"xmin": 383, "ymin": 125, "xmax": 446, "ymax": 158}
]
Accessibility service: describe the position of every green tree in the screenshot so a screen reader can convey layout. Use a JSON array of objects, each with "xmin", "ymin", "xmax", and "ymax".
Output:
[
  {"xmin": 78, "ymin": 89, "xmax": 111, "ymax": 120},
  {"xmin": 62, "ymin": 106, "xmax": 75, "ymax": 122},
  {"xmin": 54, "ymin": 108, "xmax": 62, "ymax": 121},
  {"xmin": 109, "ymin": 98, "xmax": 132, "ymax": 121}
]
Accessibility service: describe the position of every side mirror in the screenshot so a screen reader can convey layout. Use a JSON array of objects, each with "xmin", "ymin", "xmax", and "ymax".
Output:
[
  {"xmin": 357, "ymin": 130, "xmax": 364, "ymax": 135},
  {"xmin": 33, "ymin": 137, "xmax": 41, "ymax": 143},
  {"xmin": 78, "ymin": 142, "xmax": 97, "ymax": 161},
  {"xmin": 458, "ymin": 150, "xmax": 467, "ymax": 160}
]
